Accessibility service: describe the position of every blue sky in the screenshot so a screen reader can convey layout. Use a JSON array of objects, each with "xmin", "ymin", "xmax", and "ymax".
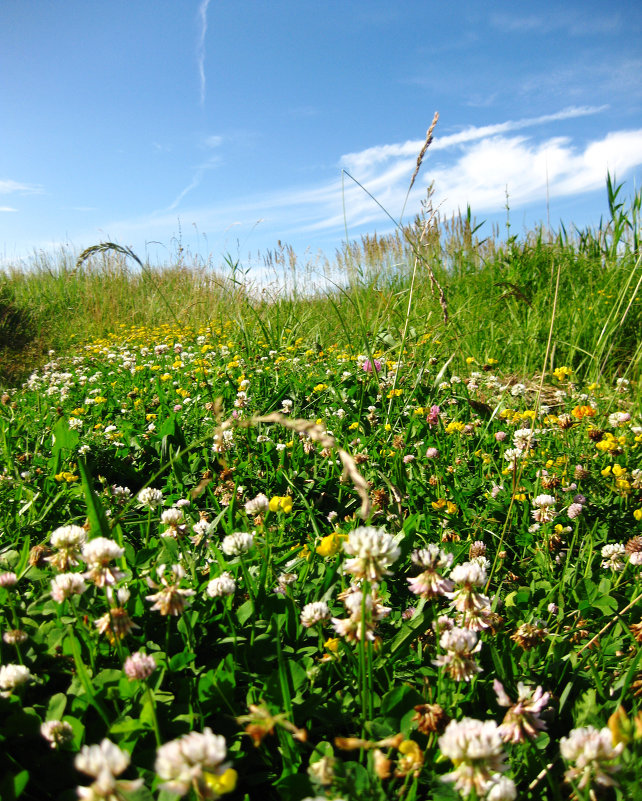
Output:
[{"xmin": 1, "ymin": 0, "xmax": 641, "ymax": 269}]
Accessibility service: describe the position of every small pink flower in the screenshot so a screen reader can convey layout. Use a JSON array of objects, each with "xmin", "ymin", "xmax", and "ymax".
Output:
[
  {"xmin": 363, "ymin": 358, "xmax": 383, "ymax": 373},
  {"xmin": 495, "ymin": 431, "xmax": 507, "ymax": 442},
  {"xmin": 426, "ymin": 405, "xmax": 440, "ymax": 426},
  {"xmin": 173, "ymin": 404, "xmax": 183, "ymax": 412},
  {"xmin": 124, "ymin": 651, "xmax": 156, "ymax": 681},
  {"xmin": 426, "ymin": 447, "xmax": 439, "ymax": 459}
]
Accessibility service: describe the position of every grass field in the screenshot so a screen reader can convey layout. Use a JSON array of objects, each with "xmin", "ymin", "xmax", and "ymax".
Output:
[{"xmin": 0, "ymin": 176, "xmax": 641, "ymax": 800}]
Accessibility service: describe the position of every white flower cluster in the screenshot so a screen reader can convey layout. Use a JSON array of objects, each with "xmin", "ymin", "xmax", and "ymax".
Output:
[
  {"xmin": 342, "ymin": 526, "xmax": 401, "ymax": 583},
  {"xmin": 0, "ymin": 664, "xmax": 32, "ymax": 696},
  {"xmin": 206, "ymin": 572, "xmax": 237, "ymax": 598},
  {"xmin": 560, "ymin": 725, "xmax": 623, "ymax": 790},
  {"xmin": 75, "ymin": 738, "xmax": 143, "ymax": 799},
  {"xmin": 439, "ymin": 718, "xmax": 515, "ymax": 800},
  {"xmin": 300, "ymin": 600, "xmax": 331, "ymax": 628},
  {"xmin": 155, "ymin": 728, "xmax": 231, "ymax": 796},
  {"xmin": 138, "ymin": 487, "xmax": 164, "ymax": 509},
  {"xmin": 221, "ymin": 532, "xmax": 255, "ymax": 557}
]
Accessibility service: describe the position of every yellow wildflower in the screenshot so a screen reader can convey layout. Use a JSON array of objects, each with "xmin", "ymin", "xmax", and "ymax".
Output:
[
  {"xmin": 204, "ymin": 768, "xmax": 237, "ymax": 796},
  {"xmin": 316, "ymin": 532, "xmax": 347, "ymax": 557},
  {"xmin": 268, "ymin": 495, "xmax": 293, "ymax": 514}
]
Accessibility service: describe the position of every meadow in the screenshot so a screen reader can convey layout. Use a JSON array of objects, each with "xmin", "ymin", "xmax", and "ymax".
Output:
[{"xmin": 0, "ymin": 175, "xmax": 641, "ymax": 801}]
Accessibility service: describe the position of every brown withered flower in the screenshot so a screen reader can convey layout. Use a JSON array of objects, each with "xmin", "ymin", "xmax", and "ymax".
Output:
[
  {"xmin": 625, "ymin": 536, "xmax": 642, "ymax": 566},
  {"xmin": 412, "ymin": 703, "xmax": 450, "ymax": 735},
  {"xmin": 557, "ymin": 414, "xmax": 576, "ymax": 431},
  {"xmin": 541, "ymin": 475, "xmax": 560, "ymax": 490},
  {"xmin": 29, "ymin": 544, "xmax": 53, "ymax": 568},
  {"xmin": 371, "ymin": 488, "xmax": 389, "ymax": 510},
  {"xmin": 94, "ymin": 607, "xmax": 137, "ymax": 645},
  {"xmin": 587, "ymin": 427, "xmax": 604, "ymax": 442},
  {"xmin": 238, "ymin": 704, "xmax": 307, "ymax": 748},
  {"xmin": 468, "ymin": 541, "xmax": 486, "ymax": 559},
  {"xmin": 629, "ymin": 620, "xmax": 642, "ymax": 644},
  {"xmin": 511, "ymin": 622, "xmax": 547, "ymax": 650}
]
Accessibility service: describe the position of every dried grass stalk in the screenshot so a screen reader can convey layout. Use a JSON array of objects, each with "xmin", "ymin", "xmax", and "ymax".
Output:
[{"xmin": 408, "ymin": 111, "xmax": 439, "ymax": 195}]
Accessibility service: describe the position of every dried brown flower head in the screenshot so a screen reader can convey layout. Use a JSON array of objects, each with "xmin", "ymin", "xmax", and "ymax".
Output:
[
  {"xmin": 511, "ymin": 622, "xmax": 547, "ymax": 650},
  {"xmin": 468, "ymin": 541, "xmax": 486, "ymax": 559},
  {"xmin": 412, "ymin": 703, "xmax": 450, "ymax": 734},
  {"xmin": 587, "ymin": 427, "xmax": 604, "ymax": 442}
]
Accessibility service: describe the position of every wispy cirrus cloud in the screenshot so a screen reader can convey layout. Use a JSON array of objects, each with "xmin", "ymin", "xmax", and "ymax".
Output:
[
  {"xmin": 196, "ymin": 0, "xmax": 212, "ymax": 106},
  {"xmin": 490, "ymin": 11, "xmax": 622, "ymax": 36},
  {"xmin": 106, "ymin": 109, "xmax": 642, "ymax": 252},
  {"xmin": 165, "ymin": 135, "xmax": 223, "ymax": 211},
  {"xmin": 0, "ymin": 179, "xmax": 43, "ymax": 195},
  {"xmin": 0, "ymin": 207, "xmax": 18, "ymax": 213}
]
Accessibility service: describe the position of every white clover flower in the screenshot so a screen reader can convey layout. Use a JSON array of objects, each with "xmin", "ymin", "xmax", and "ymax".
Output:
[
  {"xmin": 532, "ymin": 494, "xmax": 557, "ymax": 523},
  {"xmin": 567, "ymin": 502, "xmax": 583, "ymax": 519},
  {"xmin": 513, "ymin": 427, "xmax": 538, "ymax": 451},
  {"xmin": 124, "ymin": 651, "xmax": 157, "ymax": 681},
  {"xmin": 82, "ymin": 537, "xmax": 125, "ymax": 587},
  {"xmin": 0, "ymin": 664, "xmax": 32, "ymax": 696},
  {"xmin": 608, "ymin": 411, "xmax": 631, "ymax": 428},
  {"xmin": 439, "ymin": 718, "xmax": 508, "ymax": 798},
  {"xmin": 155, "ymin": 728, "xmax": 230, "ymax": 796},
  {"xmin": 206, "ymin": 572, "xmax": 237, "ymax": 598},
  {"xmin": 41, "ymin": 719, "xmax": 74, "ymax": 749},
  {"xmin": 48, "ymin": 524, "xmax": 88, "ymax": 570},
  {"xmin": 450, "ymin": 561, "xmax": 487, "ymax": 587},
  {"xmin": 560, "ymin": 726, "xmax": 623, "ymax": 790},
  {"xmin": 601, "ymin": 543, "xmax": 626, "ymax": 571},
  {"xmin": 245, "ymin": 493, "xmax": 269, "ymax": 515},
  {"xmin": 75, "ymin": 738, "xmax": 143, "ymax": 800},
  {"xmin": 192, "ymin": 519, "xmax": 210, "ymax": 538},
  {"xmin": 138, "ymin": 487, "xmax": 164, "ymax": 509},
  {"xmin": 342, "ymin": 526, "xmax": 401, "ymax": 583},
  {"xmin": 433, "ymin": 628, "xmax": 482, "ymax": 682},
  {"xmin": 51, "ymin": 572, "xmax": 88, "ymax": 602},
  {"xmin": 486, "ymin": 774, "xmax": 517, "ymax": 800},
  {"xmin": 493, "ymin": 679, "xmax": 550, "ymax": 743},
  {"xmin": 300, "ymin": 601, "xmax": 331, "ymax": 628},
  {"xmin": 161, "ymin": 507, "xmax": 184, "ymax": 527},
  {"xmin": 407, "ymin": 546, "xmax": 454, "ymax": 599},
  {"xmin": 332, "ymin": 586, "xmax": 390, "ymax": 643},
  {"xmin": 213, "ymin": 429, "xmax": 234, "ymax": 453},
  {"xmin": 221, "ymin": 532, "xmax": 255, "ymax": 556}
]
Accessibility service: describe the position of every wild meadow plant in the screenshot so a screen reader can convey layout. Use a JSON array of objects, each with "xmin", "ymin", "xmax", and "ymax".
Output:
[
  {"xmin": 0, "ymin": 122, "xmax": 641, "ymax": 798},
  {"xmin": 0, "ymin": 317, "xmax": 641, "ymax": 800}
]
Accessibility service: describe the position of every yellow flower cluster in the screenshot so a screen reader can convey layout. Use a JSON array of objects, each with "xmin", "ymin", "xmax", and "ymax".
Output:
[
  {"xmin": 316, "ymin": 532, "xmax": 348, "ymax": 557},
  {"xmin": 54, "ymin": 471, "xmax": 79, "ymax": 483},
  {"xmin": 268, "ymin": 495, "xmax": 293, "ymax": 514}
]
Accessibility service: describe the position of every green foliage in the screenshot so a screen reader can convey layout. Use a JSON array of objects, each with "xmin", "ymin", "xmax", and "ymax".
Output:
[{"xmin": 0, "ymin": 175, "xmax": 640, "ymax": 799}]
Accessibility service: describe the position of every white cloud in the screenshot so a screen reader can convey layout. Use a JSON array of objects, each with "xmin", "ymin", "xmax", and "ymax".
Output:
[
  {"xmin": 490, "ymin": 11, "xmax": 621, "ymax": 36},
  {"xmin": 0, "ymin": 179, "xmax": 43, "ymax": 195},
  {"xmin": 167, "ymin": 171, "xmax": 205, "ymax": 211},
  {"xmin": 0, "ymin": 206, "xmax": 18, "ymax": 212},
  {"xmin": 196, "ymin": 0, "xmax": 211, "ymax": 106},
  {"xmin": 203, "ymin": 134, "xmax": 223, "ymax": 148},
  {"xmin": 103, "ymin": 114, "xmax": 642, "ymax": 253}
]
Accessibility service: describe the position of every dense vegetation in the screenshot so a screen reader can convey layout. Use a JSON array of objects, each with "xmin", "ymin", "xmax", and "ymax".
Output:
[{"xmin": 0, "ymin": 178, "xmax": 641, "ymax": 800}]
